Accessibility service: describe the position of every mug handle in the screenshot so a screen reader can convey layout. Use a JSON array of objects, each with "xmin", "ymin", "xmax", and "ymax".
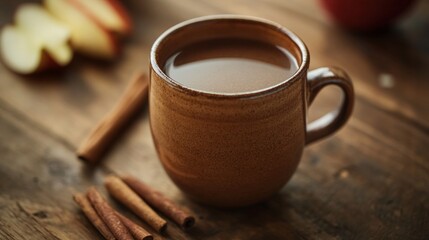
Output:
[{"xmin": 305, "ymin": 67, "xmax": 354, "ymax": 145}]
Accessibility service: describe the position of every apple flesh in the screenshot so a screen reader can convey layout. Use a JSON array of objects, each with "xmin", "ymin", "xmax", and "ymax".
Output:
[
  {"xmin": 0, "ymin": 25, "xmax": 58, "ymax": 74},
  {"xmin": 44, "ymin": 0, "xmax": 118, "ymax": 59},
  {"xmin": 0, "ymin": 4, "xmax": 72, "ymax": 74},
  {"xmin": 319, "ymin": 0, "xmax": 416, "ymax": 31},
  {"xmin": 1, "ymin": 0, "xmax": 133, "ymax": 73},
  {"xmin": 69, "ymin": 0, "xmax": 132, "ymax": 36},
  {"xmin": 15, "ymin": 4, "xmax": 72, "ymax": 66}
]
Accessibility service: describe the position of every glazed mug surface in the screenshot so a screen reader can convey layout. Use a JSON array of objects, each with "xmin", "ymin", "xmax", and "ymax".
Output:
[{"xmin": 149, "ymin": 15, "xmax": 354, "ymax": 207}]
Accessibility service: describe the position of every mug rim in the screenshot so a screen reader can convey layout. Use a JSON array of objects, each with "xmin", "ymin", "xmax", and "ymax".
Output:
[{"xmin": 150, "ymin": 14, "xmax": 309, "ymax": 98}]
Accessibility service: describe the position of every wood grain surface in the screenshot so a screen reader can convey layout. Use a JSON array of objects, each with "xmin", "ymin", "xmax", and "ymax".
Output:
[{"xmin": 0, "ymin": 0, "xmax": 428, "ymax": 239}]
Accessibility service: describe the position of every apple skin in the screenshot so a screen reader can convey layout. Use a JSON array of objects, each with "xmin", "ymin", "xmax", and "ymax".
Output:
[
  {"xmin": 319, "ymin": 0, "xmax": 417, "ymax": 31},
  {"xmin": 104, "ymin": 0, "xmax": 133, "ymax": 35}
]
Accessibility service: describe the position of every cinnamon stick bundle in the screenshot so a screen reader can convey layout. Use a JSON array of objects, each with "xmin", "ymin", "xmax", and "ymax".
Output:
[
  {"xmin": 77, "ymin": 72, "xmax": 149, "ymax": 163},
  {"xmin": 75, "ymin": 190, "xmax": 153, "ymax": 240},
  {"xmin": 73, "ymin": 193, "xmax": 116, "ymax": 240},
  {"xmin": 116, "ymin": 211, "xmax": 153, "ymax": 240},
  {"xmin": 104, "ymin": 176, "xmax": 167, "ymax": 233},
  {"xmin": 122, "ymin": 175, "xmax": 195, "ymax": 229},
  {"xmin": 87, "ymin": 187, "xmax": 134, "ymax": 240}
]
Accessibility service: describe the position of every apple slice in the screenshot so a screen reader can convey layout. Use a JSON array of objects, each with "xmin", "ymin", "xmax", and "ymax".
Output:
[
  {"xmin": 69, "ymin": 0, "xmax": 132, "ymax": 36},
  {"xmin": 0, "ymin": 25, "xmax": 58, "ymax": 74},
  {"xmin": 44, "ymin": 0, "xmax": 118, "ymax": 59},
  {"xmin": 15, "ymin": 3, "xmax": 72, "ymax": 66}
]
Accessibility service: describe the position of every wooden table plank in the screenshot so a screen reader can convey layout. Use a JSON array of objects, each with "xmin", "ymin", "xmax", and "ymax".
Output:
[
  {"xmin": 0, "ymin": 0, "xmax": 428, "ymax": 239},
  {"xmin": 0, "ymin": 104, "xmax": 103, "ymax": 239}
]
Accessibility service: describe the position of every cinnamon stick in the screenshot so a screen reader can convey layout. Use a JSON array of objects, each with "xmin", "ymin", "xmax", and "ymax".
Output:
[
  {"xmin": 73, "ymin": 193, "xmax": 116, "ymax": 240},
  {"xmin": 87, "ymin": 187, "xmax": 134, "ymax": 240},
  {"xmin": 104, "ymin": 176, "xmax": 167, "ymax": 233},
  {"xmin": 77, "ymin": 72, "xmax": 149, "ymax": 163},
  {"xmin": 122, "ymin": 175, "xmax": 196, "ymax": 230},
  {"xmin": 115, "ymin": 211, "xmax": 153, "ymax": 240}
]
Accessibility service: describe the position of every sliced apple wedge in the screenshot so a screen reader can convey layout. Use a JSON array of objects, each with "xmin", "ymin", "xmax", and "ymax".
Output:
[
  {"xmin": 70, "ymin": 0, "xmax": 132, "ymax": 36},
  {"xmin": 0, "ymin": 25, "xmax": 58, "ymax": 74},
  {"xmin": 44, "ymin": 0, "xmax": 118, "ymax": 59},
  {"xmin": 15, "ymin": 3, "xmax": 72, "ymax": 66}
]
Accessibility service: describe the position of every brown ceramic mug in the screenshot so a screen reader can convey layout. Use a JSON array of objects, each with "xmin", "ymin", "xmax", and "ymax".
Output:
[{"xmin": 149, "ymin": 15, "xmax": 354, "ymax": 207}]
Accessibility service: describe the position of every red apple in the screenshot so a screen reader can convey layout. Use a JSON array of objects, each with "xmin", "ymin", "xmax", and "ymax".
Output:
[
  {"xmin": 319, "ymin": 0, "xmax": 417, "ymax": 31},
  {"xmin": 1, "ymin": 25, "xmax": 59, "ymax": 74},
  {"xmin": 44, "ymin": 0, "xmax": 119, "ymax": 59},
  {"xmin": 0, "ymin": 4, "xmax": 73, "ymax": 74},
  {"xmin": 15, "ymin": 4, "xmax": 73, "ymax": 66}
]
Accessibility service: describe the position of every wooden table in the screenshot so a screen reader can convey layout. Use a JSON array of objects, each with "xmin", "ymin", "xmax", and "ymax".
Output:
[{"xmin": 1, "ymin": 0, "xmax": 428, "ymax": 239}]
